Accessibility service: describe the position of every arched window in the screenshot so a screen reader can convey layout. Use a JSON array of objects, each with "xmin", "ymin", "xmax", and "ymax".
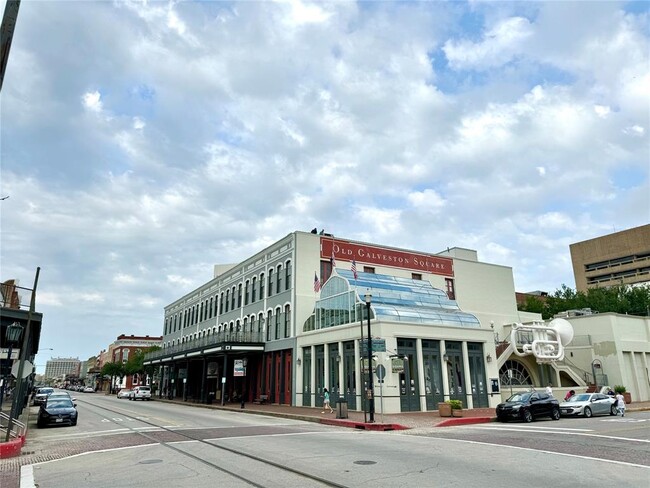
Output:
[
  {"xmin": 499, "ymin": 360, "xmax": 533, "ymax": 386},
  {"xmin": 276, "ymin": 264, "xmax": 282, "ymax": 292},
  {"xmin": 268, "ymin": 268, "xmax": 274, "ymax": 296},
  {"xmin": 260, "ymin": 273, "xmax": 265, "ymax": 299},
  {"xmin": 285, "ymin": 260, "xmax": 291, "ymax": 291}
]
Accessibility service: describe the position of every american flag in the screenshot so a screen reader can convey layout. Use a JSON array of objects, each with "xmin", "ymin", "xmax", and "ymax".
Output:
[
  {"xmin": 351, "ymin": 259, "xmax": 358, "ymax": 280},
  {"xmin": 313, "ymin": 272, "xmax": 321, "ymax": 292}
]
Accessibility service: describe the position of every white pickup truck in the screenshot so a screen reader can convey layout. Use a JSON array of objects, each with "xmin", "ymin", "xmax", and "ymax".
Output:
[{"xmin": 129, "ymin": 386, "xmax": 152, "ymax": 401}]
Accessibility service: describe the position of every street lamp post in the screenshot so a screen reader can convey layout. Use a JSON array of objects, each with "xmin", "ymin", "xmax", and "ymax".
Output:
[
  {"xmin": 365, "ymin": 294, "xmax": 375, "ymax": 423},
  {"xmin": 1, "ymin": 322, "xmax": 24, "ymax": 411}
]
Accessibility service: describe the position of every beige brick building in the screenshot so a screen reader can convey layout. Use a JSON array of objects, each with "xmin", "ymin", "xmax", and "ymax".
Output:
[{"xmin": 570, "ymin": 224, "xmax": 650, "ymax": 292}]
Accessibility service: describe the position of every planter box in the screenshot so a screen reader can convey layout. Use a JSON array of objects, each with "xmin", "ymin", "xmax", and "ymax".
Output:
[
  {"xmin": 624, "ymin": 392, "xmax": 632, "ymax": 404},
  {"xmin": 438, "ymin": 402, "xmax": 452, "ymax": 417},
  {"xmin": 452, "ymin": 409, "xmax": 464, "ymax": 417}
]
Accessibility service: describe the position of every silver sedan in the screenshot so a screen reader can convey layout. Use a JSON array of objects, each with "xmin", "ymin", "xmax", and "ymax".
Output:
[{"xmin": 560, "ymin": 393, "xmax": 617, "ymax": 417}]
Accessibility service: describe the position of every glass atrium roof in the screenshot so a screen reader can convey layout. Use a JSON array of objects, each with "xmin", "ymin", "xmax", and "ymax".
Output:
[{"xmin": 327, "ymin": 269, "xmax": 480, "ymax": 328}]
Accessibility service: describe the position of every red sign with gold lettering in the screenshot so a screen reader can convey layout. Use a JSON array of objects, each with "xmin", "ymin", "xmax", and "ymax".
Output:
[{"xmin": 321, "ymin": 238, "xmax": 453, "ymax": 276}]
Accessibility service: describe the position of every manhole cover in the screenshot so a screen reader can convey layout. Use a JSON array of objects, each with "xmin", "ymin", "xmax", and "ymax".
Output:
[
  {"xmin": 138, "ymin": 459, "xmax": 163, "ymax": 464},
  {"xmin": 353, "ymin": 460, "xmax": 377, "ymax": 465}
]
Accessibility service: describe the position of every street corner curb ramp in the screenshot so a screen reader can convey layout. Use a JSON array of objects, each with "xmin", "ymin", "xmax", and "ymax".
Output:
[
  {"xmin": 436, "ymin": 416, "xmax": 494, "ymax": 427},
  {"xmin": 0, "ymin": 435, "xmax": 26, "ymax": 459},
  {"xmin": 320, "ymin": 418, "xmax": 410, "ymax": 431}
]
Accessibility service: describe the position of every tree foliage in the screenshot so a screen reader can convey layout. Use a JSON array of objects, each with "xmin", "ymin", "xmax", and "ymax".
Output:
[
  {"xmin": 101, "ymin": 361, "xmax": 124, "ymax": 378},
  {"xmin": 519, "ymin": 284, "xmax": 650, "ymax": 320}
]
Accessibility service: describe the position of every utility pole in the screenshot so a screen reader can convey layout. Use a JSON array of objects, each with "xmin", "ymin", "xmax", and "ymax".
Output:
[{"xmin": 0, "ymin": 0, "xmax": 21, "ymax": 92}]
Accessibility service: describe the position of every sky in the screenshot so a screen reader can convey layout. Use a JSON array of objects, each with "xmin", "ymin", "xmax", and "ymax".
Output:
[{"xmin": 1, "ymin": 1, "xmax": 648, "ymax": 373}]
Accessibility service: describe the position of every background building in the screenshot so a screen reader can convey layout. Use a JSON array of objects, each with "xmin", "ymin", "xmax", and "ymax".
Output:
[
  {"xmin": 570, "ymin": 224, "xmax": 650, "ymax": 292},
  {"xmin": 44, "ymin": 357, "xmax": 81, "ymax": 382},
  {"xmin": 146, "ymin": 231, "xmax": 541, "ymax": 412}
]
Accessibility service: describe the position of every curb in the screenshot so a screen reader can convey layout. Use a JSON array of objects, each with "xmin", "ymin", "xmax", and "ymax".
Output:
[
  {"xmin": 436, "ymin": 416, "xmax": 494, "ymax": 427},
  {"xmin": 320, "ymin": 418, "xmax": 409, "ymax": 431},
  {"xmin": 0, "ymin": 435, "xmax": 25, "ymax": 459}
]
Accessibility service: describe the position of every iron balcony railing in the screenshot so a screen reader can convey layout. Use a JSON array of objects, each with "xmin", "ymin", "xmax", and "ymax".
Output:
[{"xmin": 144, "ymin": 330, "xmax": 265, "ymax": 362}]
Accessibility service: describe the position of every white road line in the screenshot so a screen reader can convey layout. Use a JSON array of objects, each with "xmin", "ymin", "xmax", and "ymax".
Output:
[
  {"xmin": 477, "ymin": 425, "xmax": 593, "ymax": 432},
  {"xmin": 469, "ymin": 426, "xmax": 650, "ymax": 443},
  {"xmin": 20, "ymin": 464, "xmax": 35, "ymax": 488},
  {"xmin": 436, "ymin": 437, "xmax": 650, "ymax": 469}
]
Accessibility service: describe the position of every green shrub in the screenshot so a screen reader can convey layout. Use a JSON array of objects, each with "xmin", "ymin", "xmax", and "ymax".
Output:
[
  {"xmin": 448, "ymin": 399, "xmax": 463, "ymax": 410},
  {"xmin": 613, "ymin": 385, "xmax": 626, "ymax": 394}
]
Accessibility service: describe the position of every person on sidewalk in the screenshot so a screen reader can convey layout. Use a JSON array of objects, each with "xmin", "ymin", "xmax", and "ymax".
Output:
[
  {"xmin": 615, "ymin": 392, "xmax": 626, "ymax": 417},
  {"xmin": 322, "ymin": 388, "xmax": 334, "ymax": 414}
]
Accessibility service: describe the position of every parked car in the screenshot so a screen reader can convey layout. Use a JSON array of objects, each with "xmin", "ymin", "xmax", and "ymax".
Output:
[
  {"xmin": 83, "ymin": 386, "xmax": 94, "ymax": 393},
  {"xmin": 37, "ymin": 397, "xmax": 78, "ymax": 428},
  {"xmin": 560, "ymin": 393, "xmax": 617, "ymax": 417},
  {"xmin": 47, "ymin": 391, "xmax": 76, "ymax": 402},
  {"xmin": 129, "ymin": 386, "xmax": 152, "ymax": 401},
  {"xmin": 33, "ymin": 387, "xmax": 55, "ymax": 406},
  {"xmin": 117, "ymin": 389, "xmax": 132, "ymax": 399},
  {"xmin": 496, "ymin": 391, "xmax": 561, "ymax": 422}
]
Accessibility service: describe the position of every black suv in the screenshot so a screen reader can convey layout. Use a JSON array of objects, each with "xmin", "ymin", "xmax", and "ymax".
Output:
[{"xmin": 496, "ymin": 391, "xmax": 561, "ymax": 422}]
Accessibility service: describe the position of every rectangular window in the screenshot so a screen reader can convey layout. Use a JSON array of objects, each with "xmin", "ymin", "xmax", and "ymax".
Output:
[
  {"xmin": 225, "ymin": 291, "xmax": 229, "ymax": 313},
  {"xmin": 275, "ymin": 312, "xmax": 280, "ymax": 340},
  {"xmin": 285, "ymin": 262, "xmax": 291, "ymax": 291},
  {"xmin": 260, "ymin": 273, "xmax": 265, "ymax": 299},
  {"xmin": 277, "ymin": 266, "xmax": 281, "ymax": 292},
  {"xmin": 237, "ymin": 284, "xmax": 242, "ymax": 308},
  {"xmin": 219, "ymin": 293, "xmax": 224, "ymax": 314},
  {"xmin": 231, "ymin": 287, "xmax": 236, "ymax": 310},
  {"xmin": 445, "ymin": 278, "xmax": 456, "ymax": 300},
  {"xmin": 363, "ymin": 266, "xmax": 375, "ymax": 274},
  {"xmin": 284, "ymin": 305, "xmax": 290, "ymax": 337},
  {"xmin": 244, "ymin": 282, "xmax": 249, "ymax": 305},
  {"xmin": 266, "ymin": 311, "xmax": 272, "ymax": 341},
  {"xmin": 252, "ymin": 277, "xmax": 257, "ymax": 302},
  {"xmin": 320, "ymin": 261, "xmax": 333, "ymax": 284},
  {"xmin": 412, "ymin": 273, "xmax": 422, "ymax": 280},
  {"xmin": 268, "ymin": 269, "xmax": 274, "ymax": 296}
]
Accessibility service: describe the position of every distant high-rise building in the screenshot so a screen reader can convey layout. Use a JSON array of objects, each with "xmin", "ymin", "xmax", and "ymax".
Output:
[
  {"xmin": 44, "ymin": 357, "xmax": 81, "ymax": 380},
  {"xmin": 570, "ymin": 224, "xmax": 650, "ymax": 292}
]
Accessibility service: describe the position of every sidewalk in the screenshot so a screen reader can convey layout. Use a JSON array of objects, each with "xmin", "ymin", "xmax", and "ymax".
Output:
[
  {"xmin": 157, "ymin": 398, "xmax": 498, "ymax": 430},
  {"xmin": 158, "ymin": 398, "xmax": 650, "ymax": 430}
]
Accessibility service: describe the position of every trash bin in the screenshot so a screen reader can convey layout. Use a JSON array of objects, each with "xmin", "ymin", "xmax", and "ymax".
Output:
[
  {"xmin": 207, "ymin": 392, "xmax": 215, "ymax": 405},
  {"xmin": 336, "ymin": 399, "xmax": 348, "ymax": 419}
]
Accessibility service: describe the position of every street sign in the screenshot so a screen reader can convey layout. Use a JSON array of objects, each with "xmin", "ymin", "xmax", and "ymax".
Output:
[
  {"xmin": 0, "ymin": 348, "xmax": 19, "ymax": 360},
  {"xmin": 359, "ymin": 338, "xmax": 386, "ymax": 353},
  {"xmin": 375, "ymin": 364, "xmax": 386, "ymax": 380},
  {"xmin": 11, "ymin": 360, "xmax": 33, "ymax": 379}
]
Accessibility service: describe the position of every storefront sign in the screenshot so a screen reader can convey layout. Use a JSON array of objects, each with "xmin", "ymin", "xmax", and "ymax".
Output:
[
  {"xmin": 233, "ymin": 359, "xmax": 246, "ymax": 377},
  {"xmin": 207, "ymin": 362, "xmax": 218, "ymax": 378},
  {"xmin": 391, "ymin": 357, "xmax": 405, "ymax": 373},
  {"xmin": 321, "ymin": 238, "xmax": 453, "ymax": 276}
]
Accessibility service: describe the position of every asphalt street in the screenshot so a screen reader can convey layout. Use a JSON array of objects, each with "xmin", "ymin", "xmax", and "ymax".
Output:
[{"xmin": 3, "ymin": 393, "xmax": 648, "ymax": 488}]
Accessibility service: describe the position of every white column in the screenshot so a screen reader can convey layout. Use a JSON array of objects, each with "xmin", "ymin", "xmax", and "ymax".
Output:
[
  {"xmin": 462, "ymin": 341, "xmax": 474, "ymax": 409},
  {"xmin": 440, "ymin": 341, "xmax": 450, "ymax": 403},
  {"xmin": 416, "ymin": 338, "xmax": 426, "ymax": 411}
]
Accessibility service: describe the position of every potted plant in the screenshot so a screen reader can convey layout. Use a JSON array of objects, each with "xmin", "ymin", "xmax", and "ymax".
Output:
[
  {"xmin": 614, "ymin": 385, "xmax": 631, "ymax": 404},
  {"xmin": 449, "ymin": 399, "xmax": 463, "ymax": 417},
  {"xmin": 438, "ymin": 401, "xmax": 452, "ymax": 417}
]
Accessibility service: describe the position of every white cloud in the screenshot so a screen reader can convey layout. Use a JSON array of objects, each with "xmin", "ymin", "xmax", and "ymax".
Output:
[
  {"xmin": 2, "ymin": 1, "xmax": 647, "ymax": 365},
  {"xmin": 113, "ymin": 273, "xmax": 136, "ymax": 284},
  {"xmin": 594, "ymin": 105, "xmax": 611, "ymax": 118},
  {"xmin": 82, "ymin": 90, "xmax": 103, "ymax": 112},
  {"xmin": 443, "ymin": 17, "xmax": 532, "ymax": 70}
]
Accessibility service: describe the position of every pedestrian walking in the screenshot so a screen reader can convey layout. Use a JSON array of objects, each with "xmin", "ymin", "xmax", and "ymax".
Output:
[
  {"xmin": 322, "ymin": 388, "xmax": 334, "ymax": 414},
  {"xmin": 615, "ymin": 392, "xmax": 626, "ymax": 417}
]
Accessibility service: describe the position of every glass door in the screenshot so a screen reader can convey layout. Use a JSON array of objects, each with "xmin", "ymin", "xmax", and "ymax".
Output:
[
  {"xmin": 468, "ymin": 342, "xmax": 488, "ymax": 408},
  {"xmin": 302, "ymin": 347, "xmax": 311, "ymax": 407},
  {"xmin": 422, "ymin": 340, "xmax": 443, "ymax": 410},
  {"xmin": 445, "ymin": 341, "xmax": 466, "ymax": 407},
  {"xmin": 343, "ymin": 341, "xmax": 356, "ymax": 409},
  {"xmin": 315, "ymin": 345, "xmax": 325, "ymax": 408},
  {"xmin": 398, "ymin": 339, "xmax": 420, "ymax": 412}
]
